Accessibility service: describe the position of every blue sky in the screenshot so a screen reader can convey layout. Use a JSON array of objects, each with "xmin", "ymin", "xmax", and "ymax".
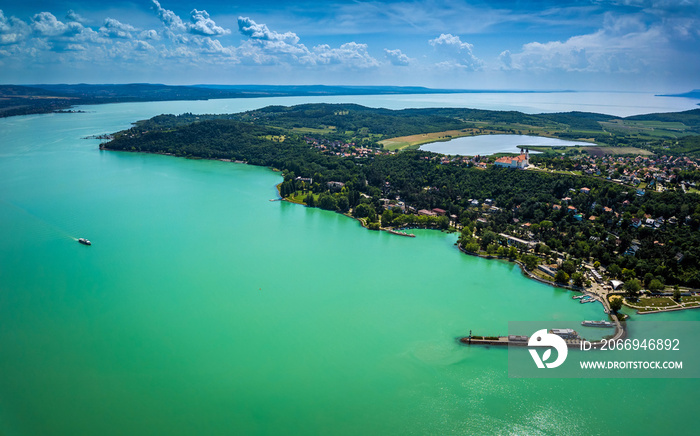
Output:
[{"xmin": 1, "ymin": 0, "xmax": 699, "ymax": 92}]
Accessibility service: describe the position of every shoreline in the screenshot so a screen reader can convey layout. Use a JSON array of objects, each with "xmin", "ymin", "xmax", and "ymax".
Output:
[{"xmin": 105, "ymin": 146, "xmax": 700, "ymax": 317}]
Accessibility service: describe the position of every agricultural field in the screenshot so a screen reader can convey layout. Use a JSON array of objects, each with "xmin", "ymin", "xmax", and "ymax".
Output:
[{"xmin": 600, "ymin": 119, "xmax": 696, "ymax": 138}]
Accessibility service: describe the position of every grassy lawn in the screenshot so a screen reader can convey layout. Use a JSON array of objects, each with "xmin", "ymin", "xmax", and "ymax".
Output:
[
  {"xmin": 629, "ymin": 297, "xmax": 677, "ymax": 308},
  {"xmin": 291, "ymin": 126, "xmax": 336, "ymax": 134},
  {"xmin": 530, "ymin": 269, "xmax": 554, "ymax": 282},
  {"xmin": 287, "ymin": 191, "xmax": 318, "ymax": 205},
  {"xmin": 379, "ymin": 129, "xmax": 476, "ymax": 151}
]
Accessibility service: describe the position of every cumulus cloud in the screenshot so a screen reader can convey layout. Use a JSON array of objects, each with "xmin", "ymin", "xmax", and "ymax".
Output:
[
  {"xmin": 152, "ymin": 0, "xmax": 187, "ymax": 33},
  {"xmin": 140, "ymin": 29, "xmax": 160, "ymax": 40},
  {"xmin": 429, "ymin": 33, "xmax": 483, "ymax": 71},
  {"xmin": 66, "ymin": 10, "xmax": 88, "ymax": 24},
  {"xmin": 384, "ymin": 48, "xmax": 410, "ymax": 66},
  {"xmin": 429, "ymin": 33, "xmax": 473, "ymax": 51},
  {"xmin": 503, "ymin": 14, "xmax": 671, "ymax": 73},
  {"xmin": 31, "ymin": 12, "xmax": 69, "ymax": 36},
  {"xmin": 237, "ymin": 17, "xmax": 300, "ymax": 44},
  {"xmin": 190, "ymin": 9, "xmax": 230, "ymax": 36},
  {"xmin": 236, "ymin": 16, "xmax": 378, "ymax": 68},
  {"xmin": 314, "ymin": 42, "xmax": 379, "ymax": 67},
  {"xmin": 1, "ymin": 10, "xmax": 30, "ymax": 46},
  {"xmin": 100, "ymin": 18, "xmax": 137, "ymax": 39},
  {"xmin": 152, "ymin": 1, "xmax": 229, "ymax": 38}
]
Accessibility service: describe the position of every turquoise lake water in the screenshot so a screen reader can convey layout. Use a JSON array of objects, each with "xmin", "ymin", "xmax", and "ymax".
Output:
[{"xmin": 2, "ymin": 93, "xmax": 700, "ymax": 435}]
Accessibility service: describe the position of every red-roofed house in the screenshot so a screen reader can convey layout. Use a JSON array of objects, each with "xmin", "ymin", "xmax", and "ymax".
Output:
[{"xmin": 493, "ymin": 151, "xmax": 529, "ymax": 169}]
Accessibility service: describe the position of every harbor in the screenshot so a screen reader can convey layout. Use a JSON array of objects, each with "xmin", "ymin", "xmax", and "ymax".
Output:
[{"xmin": 460, "ymin": 318, "xmax": 626, "ymax": 348}]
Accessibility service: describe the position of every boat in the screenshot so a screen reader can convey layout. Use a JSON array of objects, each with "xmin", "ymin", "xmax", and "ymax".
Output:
[
  {"xmin": 581, "ymin": 320, "xmax": 614, "ymax": 328},
  {"xmin": 78, "ymin": 238, "xmax": 91, "ymax": 246},
  {"xmin": 572, "ymin": 295, "xmax": 585, "ymax": 300},
  {"xmin": 580, "ymin": 297, "xmax": 595, "ymax": 303}
]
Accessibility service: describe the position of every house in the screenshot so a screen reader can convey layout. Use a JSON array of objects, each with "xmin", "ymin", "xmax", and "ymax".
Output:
[
  {"xmin": 417, "ymin": 209, "xmax": 437, "ymax": 217},
  {"xmin": 538, "ymin": 265, "xmax": 557, "ymax": 276},
  {"xmin": 432, "ymin": 208, "xmax": 447, "ymax": 216},
  {"xmin": 295, "ymin": 176, "xmax": 313, "ymax": 184},
  {"xmin": 493, "ymin": 150, "xmax": 529, "ymax": 169},
  {"xmin": 327, "ymin": 181, "xmax": 345, "ymax": 190},
  {"xmin": 574, "ymin": 214, "xmax": 583, "ymax": 221},
  {"xmin": 500, "ymin": 233, "xmax": 536, "ymax": 250},
  {"xmin": 567, "ymin": 205, "xmax": 577, "ymax": 213},
  {"xmin": 581, "ymin": 187, "xmax": 591, "ymax": 194},
  {"xmin": 553, "ymin": 204, "xmax": 562, "ymax": 210}
]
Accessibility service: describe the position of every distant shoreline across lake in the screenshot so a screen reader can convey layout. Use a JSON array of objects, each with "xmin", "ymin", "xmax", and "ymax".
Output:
[{"xmin": 2, "ymin": 84, "xmax": 700, "ymax": 118}]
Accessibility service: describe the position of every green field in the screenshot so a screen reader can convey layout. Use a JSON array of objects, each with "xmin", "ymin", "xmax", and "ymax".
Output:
[{"xmin": 600, "ymin": 119, "xmax": 695, "ymax": 138}]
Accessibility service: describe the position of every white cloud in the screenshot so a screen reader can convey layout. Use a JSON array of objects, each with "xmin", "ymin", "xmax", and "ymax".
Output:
[
  {"xmin": 152, "ymin": 1, "xmax": 229, "ymax": 38},
  {"xmin": 100, "ymin": 18, "xmax": 137, "ymax": 39},
  {"xmin": 237, "ymin": 16, "xmax": 378, "ymax": 69},
  {"xmin": 152, "ymin": 0, "xmax": 187, "ymax": 33},
  {"xmin": 384, "ymin": 48, "xmax": 410, "ymax": 66},
  {"xmin": 313, "ymin": 42, "xmax": 379, "ymax": 68},
  {"xmin": 429, "ymin": 33, "xmax": 474, "ymax": 51},
  {"xmin": 66, "ymin": 10, "xmax": 88, "ymax": 25},
  {"xmin": 0, "ymin": 10, "xmax": 30, "ymax": 46},
  {"xmin": 189, "ymin": 9, "xmax": 230, "ymax": 36},
  {"xmin": 237, "ymin": 17, "xmax": 300, "ymax": 44},
  {"xmin": 504, "ymin": 14, "xmax": 671, "ymax": 73},
  {"xmin": 140, "ymin": 29, "xmax": 160, "ymax": 41},
  {"xmin": 31, "ymin": 12, "xmax": 69, "ymax": 36},
  {"xmin": 429, "ymin": 33, "xmax": 484, "ymax": 71}
]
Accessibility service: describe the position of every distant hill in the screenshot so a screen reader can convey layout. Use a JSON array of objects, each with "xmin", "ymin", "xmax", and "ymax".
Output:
[
  {"xmin": 0, "ymin": 83, "xmax": 482, "ymax": 118},
  {"xmin": 659, "ymin": 89, "xmax": 700, "ymax": 101},
  {"xmin": 626, "ymin": 108, "xmax": 700, "ymax": 127}
]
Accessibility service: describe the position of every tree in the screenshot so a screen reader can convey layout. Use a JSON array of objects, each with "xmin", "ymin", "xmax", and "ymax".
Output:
[
  {"xmin": 643, "ymin": 272, "xmax": 655, "ymax": 288},
  {"xmin": 608, "ymin": 264, "xmax": 622, "ymax": 279},
  {"xmin": 480, "ymin": 230, "xmax": 497, "ymax": 250},
  {"xmin": 624, "ymin": 278, "xmax": 642, "ymax": 300},
  {"xmin": 318, "ymin": 192, "xmax": 337, "ymax": 211},
  {"xmin": 337, "ymin": 196, "xmax": 349, "ymax": 213},
  {"xmin": 649, "ymin": 279, "xmax": 664, "ymax": 292},
  {"xmin": 622, "ymin": 268, "xmax": 636, "ymax": 282},
  {"xmin": 609, "ymin": 295, "xmax": 623, "ymax": 313},
  {"xmin": 561, "ymin": 260, "xmax": 576, "ymax": 275},
  {"xmin": 555, "ymin": 270, "xmax": 570, "ymax": 284},
  {"xmin": 673, "ymin": 288, "xmax": 682, "ymax": 302},
  {"xmin": 508, "ymin": 246, "xmax": 519, "ymax": 259},
  {"xmin": 522, "ymin": 255, "xmax": 539, "ymax": 271},
  {"xmin": 571, "ymin": 272, "xmax": 585, "ymax": 287},
  {"xmin": 304, "ymin": 193, "xmax": 316, "ymax": 207}
]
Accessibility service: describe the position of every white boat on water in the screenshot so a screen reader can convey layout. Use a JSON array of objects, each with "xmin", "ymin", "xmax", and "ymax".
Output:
[{"xmin": 581, "ymin": 320, "xmax": 614, "ymax": 327}]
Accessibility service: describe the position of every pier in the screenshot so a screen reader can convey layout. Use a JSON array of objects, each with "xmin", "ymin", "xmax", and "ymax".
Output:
[
  {"xmin": 460, "ymin": 317, "xmax": 625, "ymax": 348},
  {"xmin": 384, "ymin": 228, "xmax": 416, "ymax": 237}
]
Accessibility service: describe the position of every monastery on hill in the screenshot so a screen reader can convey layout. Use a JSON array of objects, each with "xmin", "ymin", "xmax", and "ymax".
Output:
[{"xmin": 494, "ymin": 149, "xmax": 529, "ymax": 169}]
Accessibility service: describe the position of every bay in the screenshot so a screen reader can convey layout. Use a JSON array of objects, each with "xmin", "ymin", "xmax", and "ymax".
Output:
[{"xmin": 1, "ymin": 93, "xmax": 699, "ymax": 435}]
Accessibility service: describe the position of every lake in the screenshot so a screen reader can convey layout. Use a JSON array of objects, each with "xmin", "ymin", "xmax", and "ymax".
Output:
[
  {"xmin": 1, "ymin": 92, "xmax": 700, "ymax": 435},
  {"xmin": 420, "ymin": 134, "xmax": 592, "ymax": 156}
]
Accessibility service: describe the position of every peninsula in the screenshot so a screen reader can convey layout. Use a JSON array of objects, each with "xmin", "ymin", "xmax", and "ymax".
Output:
[{"xmin": 102, "ymin": 103, "xmax": 700, "ymax": 312}]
